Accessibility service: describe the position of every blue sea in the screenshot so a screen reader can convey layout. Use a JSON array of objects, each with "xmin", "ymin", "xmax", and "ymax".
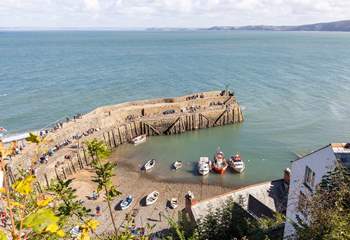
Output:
[{"xmin": 1, "ymin": 31, "xmax": 350, "ymax": 186}]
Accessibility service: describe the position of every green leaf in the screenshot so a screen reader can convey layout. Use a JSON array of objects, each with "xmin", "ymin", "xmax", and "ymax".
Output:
[
  {"xmin": 23, "ymin": 208, "xmax": 60, "ymax": 233},
  {"xmin": 26, "ymin": 132, "xmax": 40, "ymax": 144}
]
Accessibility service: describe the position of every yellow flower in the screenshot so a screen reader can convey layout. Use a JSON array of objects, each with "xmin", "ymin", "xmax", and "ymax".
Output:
[
  {"xmin": 86, "ymin": 219, "xmax": 100, "ymax": 230},
  {"xmin": 37, "ymin": 196, "xmax": 53, "ymax": 207},
  {"xmin": 0, "ymin": 187, "xmax": 6, "ymax": 193},
  {"xmin": 78, "ymin": 229, "xmax": 90, "ymax": 240},
  {"xmin": 56, "ymin": 229, "xmax": 65, "ymax": 237},
  {"xmin": 12, "ymin": 175, "xmax": 36, "ymax": 195},
  {"xmin": 45, "ymin": 223, "xmax": 59, "ymax": 233},
  {"xmin": 9, "ymin": 200, "xmax": 24, "ymax": 208}
]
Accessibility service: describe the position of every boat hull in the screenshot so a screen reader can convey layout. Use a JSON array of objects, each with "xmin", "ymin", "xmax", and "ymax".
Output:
[
  {"xmin": 198, "ymin": 169, "xmax": 209, "ymax": 176},
  {"xmin": 146, "ymin": 191, "xmax": 159, "ymax": 206},
  {"xmin": 212, "ymin": 165, "xmax": 228, "ymax": 174},
  {"xmin": 232, "ymin": 166, "xmax": 245, "ymax": 173}
]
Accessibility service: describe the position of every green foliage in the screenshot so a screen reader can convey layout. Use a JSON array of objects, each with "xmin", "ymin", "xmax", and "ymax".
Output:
[
  {"xmin": 23, "ymin": 208, "xmax": 60, "ymax": 233},
  {"xmin": 86, "ymin": 139, "xmax": 111, "ymax": 160},
  {"xmin": 92, "ymin": 162, "xmax": 121, "ymax": 201},
  {"xmin": 258, "ymin": 212, "xmax": 285, "ymax": 231},
  {"xmin": 87, "ymin": 138, "xmax": 120, "ymax": 236},
  {"xmin": 196, "ymin": 199, "xmax": 268, "ymax": 240},
  {"xmin": 25, "ymin": 132, "xmax": 41, "ymax": 144},
  {"xmin": 293, "ymin": 164, "xmax": 350, "ymax": 240},
  {"xmin": 49, "ymin": 178, "xmax": 91, "ymax": 219},
  {"xmin": 98, "ymin": 220, "xmax": 154, "ymax": 240},
  {"xmin": 166, "ymin": 199, "xmax": 277, "ymax": 240}
]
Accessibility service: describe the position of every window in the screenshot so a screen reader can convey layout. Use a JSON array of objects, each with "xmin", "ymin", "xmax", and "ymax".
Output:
[
  {"xmin": 335, "ymin": 153, "xmax": 350, "ymax": 168},
  {"xmin": 298, "ymin": 191, "xmax": 307, "ymax": 215},
  {"xmin": 304, "ymin": 166, "xmax": 315, "ymax": 190}
]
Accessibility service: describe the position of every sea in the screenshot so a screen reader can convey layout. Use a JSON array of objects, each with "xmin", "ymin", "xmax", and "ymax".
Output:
[{"xmin": 1, "ymin": 31, "xmax": 350, "ymax": 187}]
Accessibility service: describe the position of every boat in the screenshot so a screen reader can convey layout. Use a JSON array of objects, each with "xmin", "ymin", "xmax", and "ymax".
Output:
[
  {"xmin": 131, "ymin": 134, "xmax": 147, "ymax": 145},
  {"xmin": 212, "ymin": 148, "xmax": 228, "ymax": 174},
  {"xmin": 185, "ymin": 191, "xmax": 194, "ymax": 200},
  {"xmin": 198, "ymin": 157, "xmax": 210, "ymax": 176},
  {"xmin": 172, "ymin": 161, "xmax": 182, "ymax": 170},
  {"xmin": 70, "ymin": 226, "xmax": 81, "ymax": 238},
  {"xmin": 146, "ymin": 191, "xmax": 159, "ymax": 206},
  {"xmin": 229, "ymin": 154, "xmax": 245, "ymax": 173},
  {"xmin": 169, "ymin": 198, "xmax": 178, "ymax": 209},
  {"xmin": 120, "ymin": 195, "xmax": 133, "ymax": 210},
  {"xmin": 143, "ymin": 159, "xmax": 156, "ymax": 171}
]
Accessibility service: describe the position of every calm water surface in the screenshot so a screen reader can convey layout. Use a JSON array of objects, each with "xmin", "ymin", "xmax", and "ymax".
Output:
[{"xmin": 1, "ymin": 31, "xmax": 350, "ymax": 186}]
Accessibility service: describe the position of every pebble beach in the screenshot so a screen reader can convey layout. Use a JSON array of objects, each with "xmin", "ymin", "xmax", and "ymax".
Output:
[{"xmin": 70, "ymin": 155, "xmax": 236, "ymax": 235}]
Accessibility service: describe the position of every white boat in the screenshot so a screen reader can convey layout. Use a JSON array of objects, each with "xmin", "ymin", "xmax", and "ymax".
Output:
[
  {"xmin": 198, "ymin": 157, "xmax": 210, "ymax": 176},
  {"xmin": 131, "ymin": 134, "xmax": 147, "ymax": 145},
  {"xmin": 70, "ymin": 226, "xmax": 81, "ymax": 238},
  {"xmin": 229, "ymin": 154, "xmax": 245, "ymax": 173},
  {"xmin": 169, "ymin": 198, "xmax": 178, "ymax": 209},
  {"xmin": 143, "ymin": 159, "xmax": 156, "ymax": 171},
  {"xmin": 120, "ymin": 195, "xmax": 133, "ymax": 210},
  {"xmin": 185, "ymin": 191, "xmax": 194, "ymax": 200},
  {"xmin": 146, "ymin": 191, "xmax": 159, "ymax": 206},
  {"xmin": 172, "ymin": 161, "xmax": 182, "ymax": 170}
]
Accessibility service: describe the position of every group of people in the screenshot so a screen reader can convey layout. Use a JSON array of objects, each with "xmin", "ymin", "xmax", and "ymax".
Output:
[
  {"xmin": 38, "ymin": 138, "xmax": 71, "ymax": 164},
  {"xmin": 185, "ymin": 93, "xmax": 205, "ymax": 101},
  {"xmin": 51, "ymin": 113, "xmax": 84, "ymax": 131},
  {"xmin": 73, "ymin": 128, "xmax": 100, "ymax": 140},
  {"xmin": 39, "ymin": 127, "xmax": 100, "ymax": 166}
]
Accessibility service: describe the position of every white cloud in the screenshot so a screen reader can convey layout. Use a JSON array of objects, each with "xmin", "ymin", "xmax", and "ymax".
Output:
[
  {"xmin": 84, "ymin": 0, "xmax": 100, "ymax": 11},
  {"xmin": 0, "ymin": 0, "xmax": 350, "ymax": 27}
]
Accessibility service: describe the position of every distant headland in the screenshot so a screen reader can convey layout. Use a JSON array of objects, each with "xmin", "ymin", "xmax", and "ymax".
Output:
[
  {"xmin": 205, "ymin": 20, "xmax": 350, "ymax": 32},
  {"xmin": 147, "ymin": 20, "xmax": 350, "ymax": 32}
]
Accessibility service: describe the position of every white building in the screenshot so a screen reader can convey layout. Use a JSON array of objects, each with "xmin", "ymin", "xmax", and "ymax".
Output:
[{"xmin": 283, "ymin": 143, "xmax": 350, "ymax": 239}]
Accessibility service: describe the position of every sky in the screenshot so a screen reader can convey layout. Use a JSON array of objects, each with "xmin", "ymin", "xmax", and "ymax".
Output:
[{"xmin": 0, "ymin": 0, "xmax": 350, "ymax": 28}]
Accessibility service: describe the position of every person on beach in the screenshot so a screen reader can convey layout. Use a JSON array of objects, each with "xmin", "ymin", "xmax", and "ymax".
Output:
[
  {"xmin": 92, "ymin": 191, "xmax": 98, "ymax": 200},
  {"xmin": 158, "ymin": 211, "xmax": 162, "ymax": 222},
  {"xmin": 96, "ymin": 206, "xmax": 101, "ymax": 216}
]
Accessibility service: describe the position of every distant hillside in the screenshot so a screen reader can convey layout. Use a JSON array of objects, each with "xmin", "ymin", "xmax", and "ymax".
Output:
[{"xmin": 207, "ymin": 20, "xmax": 350, "ymax": 32}]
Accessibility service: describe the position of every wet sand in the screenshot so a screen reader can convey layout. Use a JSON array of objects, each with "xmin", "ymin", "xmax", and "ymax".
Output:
[{"xmin": 70, "ymin": 161, "xmax": 236, "ymax": 235}]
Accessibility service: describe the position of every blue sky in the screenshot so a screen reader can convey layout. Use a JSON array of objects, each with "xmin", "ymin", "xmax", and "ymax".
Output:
[{"xmin": 1, "ymin": 0, "xmax": 350, "ymax": 28}]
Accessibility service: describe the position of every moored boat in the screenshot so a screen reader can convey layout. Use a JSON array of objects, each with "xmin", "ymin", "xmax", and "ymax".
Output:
[
  {"xmin": 212, "ymin": 148, "xmax": 228, "ymax": 174},
  {"xmin": 169, "ymin": 198, "xmax": 178, "ymax": 209},
  {"xmin": 198, "ymin": 157, "xmax": 210, "ymax": 176},
  {"xmin": 143, "ymin": 159, "xmax": 156, "ymax": 171},
  {"xmin": 146, "ymin": 191, "xmax": 159, "ymax": 206},
  {"xmin": 120, "ymin": 195, "xmax": 133, "ymax": 210},
  {"xmin": 172, "ymin": 161, "xmax": 182, "ymax": 170},
  {"xmin": 229, "ymin": 154, "xmax": 245, "ymax": 173},
  {"xmin": 131, "ymin": 134, "xmax": 147, "ymax": 145}
]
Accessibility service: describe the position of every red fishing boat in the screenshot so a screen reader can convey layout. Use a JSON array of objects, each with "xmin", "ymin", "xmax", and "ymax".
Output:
[{"xmin": 212, "ymin": 148, "xmax": 228, "ymax": 174}]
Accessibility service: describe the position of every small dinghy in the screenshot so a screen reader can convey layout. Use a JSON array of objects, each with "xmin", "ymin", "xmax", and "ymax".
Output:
[
  {"xmin": 198, "ymin": 157, "xmax": 210, "ymax": 176},
  {"xmin": 131, "ymin": 134, "xmax": 147, "ymax": 145},
  {"xmin": 172, "ymin": 161, "xmax": 182, "ymax": 170},
  {"xmin": 143, "ymin": 159, "xmax": 156, "ymax": 171},
  {"xmin": 169, "ymin": 198, "xmax": 178, "ymax": 209},
  {"xmin": 120, "ymin": 195, "xmax": 133, "ymax": 210},
  {"xmin": 146, "ymin": 191, "xmax": 159, "ymax": 206}
]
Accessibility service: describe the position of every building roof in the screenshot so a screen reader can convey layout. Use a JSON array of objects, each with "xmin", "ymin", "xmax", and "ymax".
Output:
[
  {"xmin": 190, "ymin": 179, "xmax": 287, "ymax": 222},
  {"xmin": 292, "ymin": 143, "xmax": 350, "ymax": 163},
  {"xmin": 331, "ymin": 143, "xmax": 350, "ymax": 154}
]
